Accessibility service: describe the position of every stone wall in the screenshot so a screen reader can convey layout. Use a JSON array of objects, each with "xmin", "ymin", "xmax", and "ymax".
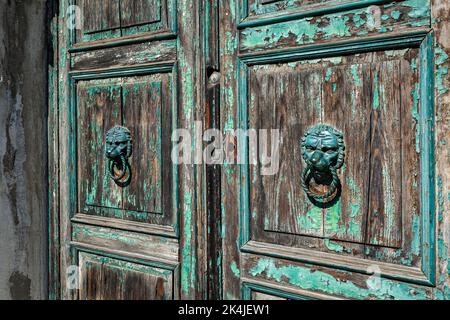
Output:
[{"xmin": 0, "ymin": 0, "xmax": 48, "ymax": 300}]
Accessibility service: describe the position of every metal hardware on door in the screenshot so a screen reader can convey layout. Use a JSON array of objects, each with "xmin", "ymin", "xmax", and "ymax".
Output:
[
  {"xmin": 301, "ymin": 124, "xmax": 345, "ymax": 204},
  {"xmin": 105, "ymin": 125, "xmax": 133, "ymax": 187},
  {"xmin": 208, "ymin": 71, "xmax": 221, "ymax": 85}
]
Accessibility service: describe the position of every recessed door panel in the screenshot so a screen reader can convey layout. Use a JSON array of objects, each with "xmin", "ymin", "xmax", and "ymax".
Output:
[
  {"xmin": 76, "ymin": 74, "xmax": 175, "ymax": 225},
  {"xmin": 79, "ymin": 252, "xmax": 174, "ymax": 300},
  {"xmin": 248, "ymin": 48, "xmax": 421, "ymax": 268},
  {"xmin": 74, "ymin": 0, "xmax": 174, "ymax": 45}
]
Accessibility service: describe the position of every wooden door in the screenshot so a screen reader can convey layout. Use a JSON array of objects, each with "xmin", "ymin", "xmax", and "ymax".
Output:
[
  {"xmin": 50, "ymin": 0, "xmax": 203, "ymax": 299},
  {"xmin": 220, "ymin": 0, "xmax": 441, "ymax": 300}
]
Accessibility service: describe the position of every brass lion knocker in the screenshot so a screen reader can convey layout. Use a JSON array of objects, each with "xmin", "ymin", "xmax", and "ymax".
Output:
[
  {"xmin": 105, "ymin": 126, "xmax": 133, "ymax": 187},
  {"xmin": 301, "ymin": 124, "xmax": 345, "ymax": 204}
]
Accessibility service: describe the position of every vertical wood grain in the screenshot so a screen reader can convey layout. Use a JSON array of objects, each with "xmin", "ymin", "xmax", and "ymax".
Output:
[
  {"xmin": 249, "ymin": 66, "xmax": 323, "ymax": 238},
  {"xmin": 122, "ymin": 77, "xmax": 163, "ymax": 215},
  {"xmin": 77, "ymin": 80, "xmax": 123, "ymax": 214},
  {"xmin": 120, "ymin": 0, "xmax": 161, "ymax": 27},
  {"xmin": 366, "ymin": 58, "xmax": 402, "ymax": 248},
  {"xmin": 83, "ymin": 0, "xmax": 121, "ymax": 33},
  {"xmin": 322, "ymin": 55, "xmax": 373, "ymax": 244}
]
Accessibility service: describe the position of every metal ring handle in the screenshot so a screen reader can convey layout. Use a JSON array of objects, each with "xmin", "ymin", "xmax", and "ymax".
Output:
[
  {"xmin": 301, "ymin": 165, "xmax": 340, "ymax": 202},
  {"xmin": 105, "ymin": 126, "xmax": 133, "ymax": 188}
]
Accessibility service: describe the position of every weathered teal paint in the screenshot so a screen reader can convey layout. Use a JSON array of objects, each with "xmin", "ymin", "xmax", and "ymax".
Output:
[
  {"xmin": 435, "ymin": 46, "xmax": 449, "ymax": 95},
  {"xmin": 351, "ymin": 65, "xmax": 362, "ymax": 86},
  {"xmin": 231, "ymin": 261, "xmax": 241, "ymax": 278},
  {"xmin": 240, "ymin": 0, "xmax": 430, "ymax": 52},
  {"xmin": 249, "ymin": 258, "xmax": 430, "ymax": 300},
  {"xmin": 419, "ymin": 32, "xmax": 436, "ymax": 286},
  {"xmin": 242, "ymin": 282, "xmax": 315, "ymax": 300},
  {"xmin": 372, "ymin": 72, "xmax": 380, "ymax": 110},
  {"xmin": 238, "ymin": 0, "xmax": 395, "ymax": 29}
]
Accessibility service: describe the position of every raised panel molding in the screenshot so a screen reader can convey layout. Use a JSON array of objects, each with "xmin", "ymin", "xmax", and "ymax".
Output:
[
  {"xmin": 237, "ymin": 32, "xmax": 436, "ymax": 285},
  {"xmin": 242, "ymin": 278, "xmax": 344, "ymax": 300},
  {"xmin": 238, "ymin": 0, "xmax": 431, "ymax": 52},
  {"xmin": 241, "ymin": 253, "xmax": 434, "ymax": 299},
  {"xmin": 72, "ymin": 223, "xmax": 179, "ymax": 264},
  {"xmin": 71, "ymin": 40, "xmax": 177, "ymax": 71},
  {"xmin": 68, "ymin": 64, "xmax": 179, "ymax": 233},
  {"xmin": 239, "ymin": 0, "xmax": 418, "ymax": 28}
]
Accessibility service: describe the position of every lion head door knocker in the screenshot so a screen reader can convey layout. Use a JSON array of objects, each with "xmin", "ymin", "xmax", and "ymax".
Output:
[
  {"xmin": 301, "ymin": 124, "xmax": 345, "ymax": 205},
  {"xmin": 105, "ymin": 126, "xmax": 133, "ymax": 187}
]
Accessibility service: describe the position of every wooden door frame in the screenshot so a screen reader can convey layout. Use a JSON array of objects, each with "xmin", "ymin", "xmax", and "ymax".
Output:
[{"xmin": 47, "ymin": 0, "xmax": 221, "ymax": 300}]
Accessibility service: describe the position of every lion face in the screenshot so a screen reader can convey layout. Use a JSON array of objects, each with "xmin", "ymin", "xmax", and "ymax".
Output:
[
  {"xmin": 105, "ymin": 126, "xmax": 132, "ymax": 161},
  {"xmin": 301, "ymin": 124, "xmax": 344, "ymax": 173},
  {"xmin": 303, "ymin": 131, "xmax": 339, "ymax": 172}
]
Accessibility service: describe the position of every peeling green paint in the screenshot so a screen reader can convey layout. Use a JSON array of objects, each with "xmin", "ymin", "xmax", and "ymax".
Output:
[
  {"xmin": 435, "ymin": 46, "xmax": 449, "ymax": 95},
  {"xmin": 372, "ymin": 72, "xmax": 380, "ymax": 110},
  {"xmin": 231, "ymin": 261, "xmax": 241, "ymax": 278},
  {"xmin": 324, "ymin": 199, "xmax": 346, "ymax": 237},
  {"xmin": 241, "ymin": 0, "xmax": 429, "ymax": 52},
  {"xmin": 297, "ymin": 206, "xmax": 322, "ymax": 232},
  {"xmin": 411, "ymin": 83, "xmax": 420, "ymax": 153},
  {"xmin": 181, "ymin": 191, "xmax": 194, "ymax": 296},
  {"xmin": 391, "ymin": 10, "xmax": 401, "ymax": 20},
  {"xmin": 403, "ymin": 0, "xmax": 430, "ymax": 19},
  {"xmin": 351, "ymin": 65, "xmax": 362, "ymax": 86},
  {"xmin": 322, "ymin": 16, "xmax": 351, "ymax": 38},
  {"xmin": 324, "ymin": 239, "xmax": 344, "ymax": 253},
  {"xmin": 325, "ymin": 68, "xmax": 332, "ymax": 81},
  {"xmin": 249, "ymin": 258, "xmax": 429, "ymax": 299}
]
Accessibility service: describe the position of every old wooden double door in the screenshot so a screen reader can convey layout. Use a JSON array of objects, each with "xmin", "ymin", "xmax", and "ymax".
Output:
[{"xmin": 51, "ymin": 0, "xmax": 442, "ymax": 300}]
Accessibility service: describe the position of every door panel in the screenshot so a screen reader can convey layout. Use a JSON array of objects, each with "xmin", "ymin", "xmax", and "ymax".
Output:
[
  {"xmin": 249, "ymin": 48, "xmax": 420, "ymax": 264},
  {"xmin": 56, "ymin": 0, "xmax": 200, "ymax": 300},
  {"xmin": 74, "ymin": 0, "xmax": 175, "ymax": 46},
  {"xmin": 79, "ymin": 252, "xmax": 174, "ymax": 300},
  {"xmin": 220, "ymin": 0, "xmax": 436, "ymax": 299},
  {"xmin": 75, "ymin": 73, "xmax": 175, "ymax": 225}
]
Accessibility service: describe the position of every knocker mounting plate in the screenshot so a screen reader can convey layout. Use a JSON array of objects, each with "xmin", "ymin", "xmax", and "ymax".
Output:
[
  {"xmin": 301, "ymin": 124, "xmax": 345, "ymax": 205},
  {"xmin": 105, "ymin": 125, "xmax": 133, "ymax": 187}
]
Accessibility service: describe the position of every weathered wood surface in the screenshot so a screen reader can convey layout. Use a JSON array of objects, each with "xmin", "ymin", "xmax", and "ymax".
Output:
[
  {"xmin": 0, "ymin": 0, "xmax": 48, "ymax": 300},
  {"xmin": 219, "ymin": 0, "xmax": 242, "ymax": 300},
  {"xmin": 72, "ymin": 223, "xmax": 179, "ymax": 263},
  {"xmin": 72, "ymin": 40, "xmax": 177, "ymax": 71},
  {"xmin": 76, "ymin": 74, "xmax": 175, "ymax": 228},
  {"xmin": 240, "ymin": 1, "xmax": 430, "ymax": 53},
  {"xmin": 120, "ymin": 0, "xmax": 161, "ymax": 27},
  {"xmin": 431, "ymin": 0, "xmax": 450, "ymax": 299},
  {"xmin": 221, "ymin": 0, "xmax": 448, "ymax": 300},
  {"xmin": 74, "ymin": 0, "xmax": 173, "ymax": 45},
  {"xmin": 241, "ymin": 253, "xmax": 435, "ymax": 300},
  {"xmin": 204, "ymin": 0, "xmax": 223, "ymax": 300},
  {"xmin": 46, "ymin": 0, "xmax": 450, "ymax": 300},
  {"xmin": 54, "ymin": 0, "xmax": 203, "ymax": 300},
  {"xmin": 247, "ymin": 49, "xmax": 420, "ymax": 266},
  {"xmin": 79, "ymin": 252, "xmax": 173, "ymax": 300},
  {"xmin": 83, "ymin": 0, "xmax": 121, "ymax": 34},
  {"xmin": 77, "ymin": 79, "xmax": 123, "ymax": 213}
]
